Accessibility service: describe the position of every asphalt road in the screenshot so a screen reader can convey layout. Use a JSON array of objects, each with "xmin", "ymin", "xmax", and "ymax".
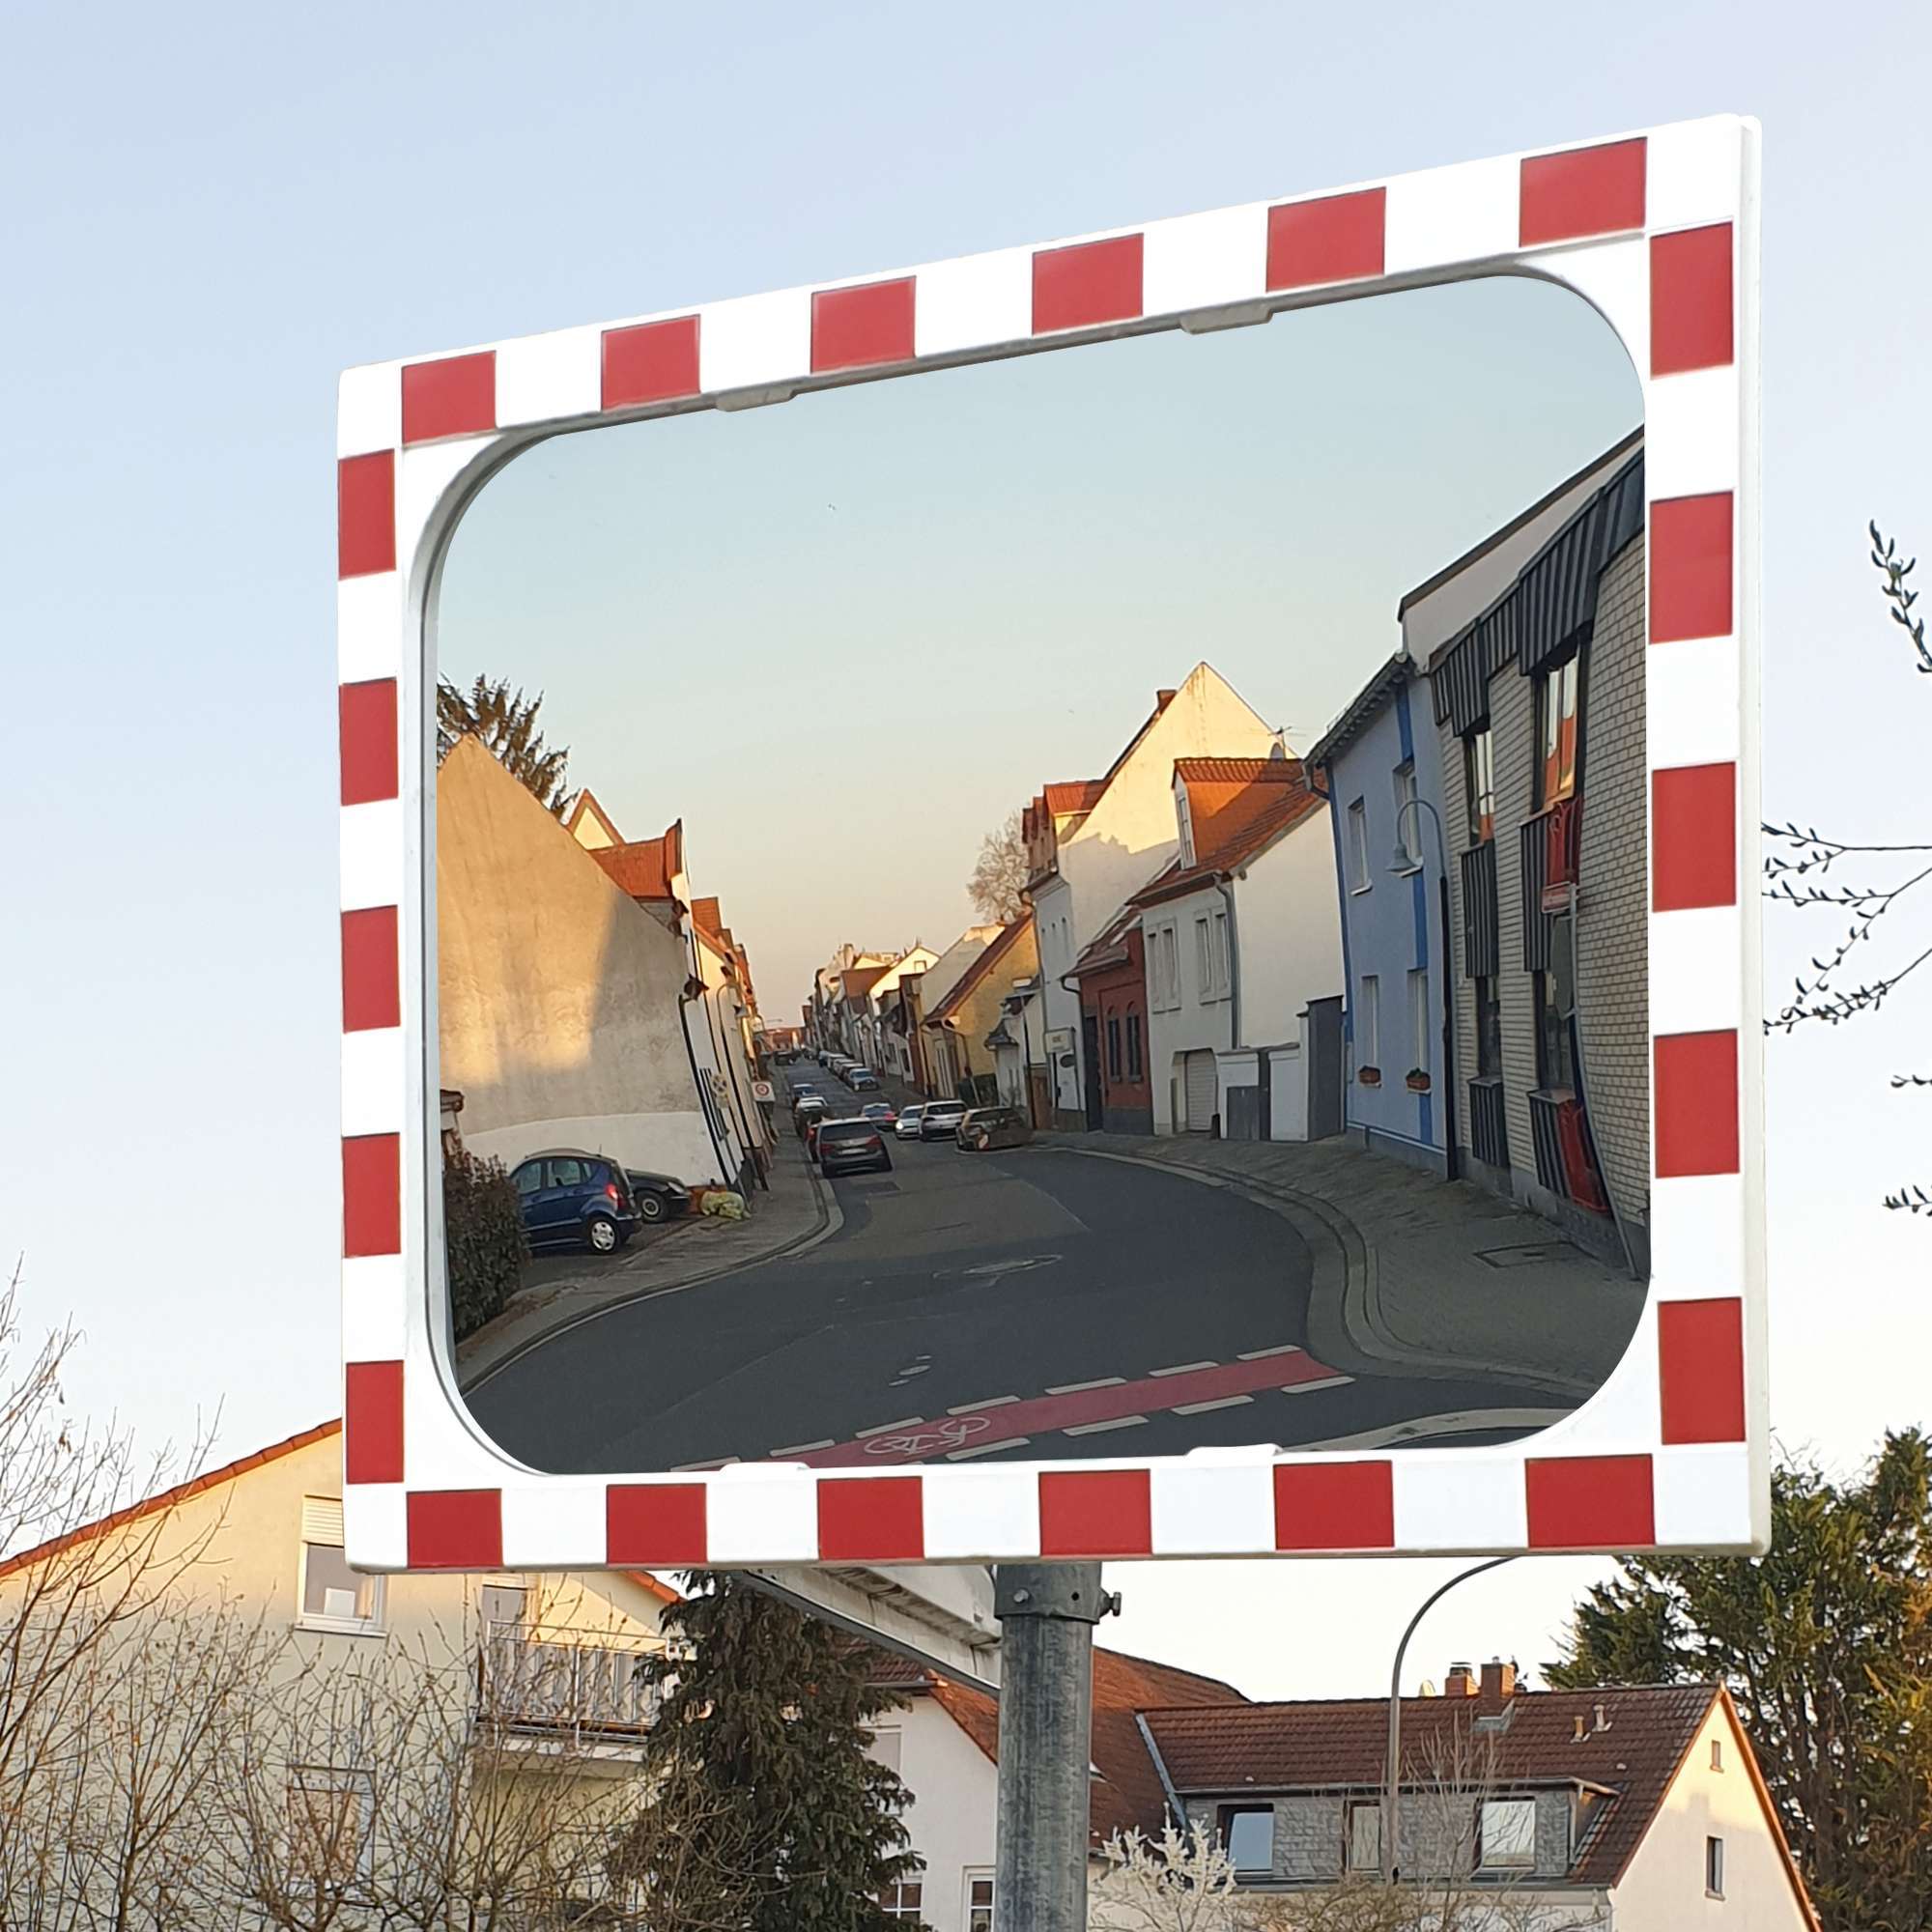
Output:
[{"xmin": 467, "ymin": 1064, "xmax": 1568, "ymax": 1475}]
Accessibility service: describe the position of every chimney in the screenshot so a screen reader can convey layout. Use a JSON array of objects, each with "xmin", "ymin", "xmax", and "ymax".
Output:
[
  {"xmin": 1477, "ymin": 1660, "xmax": 1517, "ymax": 1714},
  {"xmin": 1593, "ymin": 1701, "xmax": 1611, "ymax": 1734},
  {"xmin": 1443, "ymin": 1662, "xmax": 1478, "ymax": 1698}
]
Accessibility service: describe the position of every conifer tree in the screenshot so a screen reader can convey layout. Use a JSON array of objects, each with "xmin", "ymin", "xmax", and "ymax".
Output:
[
  {"xmin": 612, "ymin": 1573, "xmax": 923, "ymax": 1930},
  {"xmin": 436, "ymin": 674, "xmax": 576, "ymax": 817}
]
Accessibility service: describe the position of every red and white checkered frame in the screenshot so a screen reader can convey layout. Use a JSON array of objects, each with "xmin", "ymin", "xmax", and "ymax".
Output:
[{"xmin": 339, "ymin": 115, "xmax": 1765, "ymax": 1574}]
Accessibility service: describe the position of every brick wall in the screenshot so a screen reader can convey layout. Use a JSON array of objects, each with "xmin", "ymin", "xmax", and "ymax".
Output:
[{"xmin": 1576, "ymin": 535, "xmax": 1650, "ymax": 1246}]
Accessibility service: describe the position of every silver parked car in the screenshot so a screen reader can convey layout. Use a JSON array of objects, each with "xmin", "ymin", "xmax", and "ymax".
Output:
[{"xmin": 895, "ymin": 1104, "xmax": 926, "ymax": 1141}]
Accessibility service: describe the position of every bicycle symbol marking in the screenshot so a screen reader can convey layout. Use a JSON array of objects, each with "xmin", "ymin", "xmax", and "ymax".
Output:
[{"xmin": 863, "ymin": 1413, "xmax": 996, "ymax": 1457}]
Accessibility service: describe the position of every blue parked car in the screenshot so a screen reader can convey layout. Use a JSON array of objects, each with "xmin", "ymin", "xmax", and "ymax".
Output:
[{"xmin": 509, "ymin": 1150, "xmax": 642, "ymax": 1255}]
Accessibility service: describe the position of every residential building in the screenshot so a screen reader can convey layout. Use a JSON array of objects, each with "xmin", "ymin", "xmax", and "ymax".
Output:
[
  {"xmin": 1066, "ymin": 905, "xmax": 1155, "ymax": 1133},
  {"xmin": 1132, "ymin": 755, "xmax": 1342, "ymax": 1138},
  {"xmin": 921, "ymin": 915, "xmax": 1040, "ymax": 1105},
  {"xmin": 1409, "ymin": 430, "xmax": 1649, "ymax": 1272},
  {"xmin": 0, "ymin": 1420, "xmax": 675, "ymax": 1926},
  {"xmin": 437, "ymin": 738, "xmax": 735, "ymax": 1186},
  {"xmin": 900, "ymin": 925, "xmax": 1006, "ymax": 1094},
  {"xmin": 1147, "ymin": 1662, "xmax": 1814, "ymax": 1930},
  {"xmin": 854, "ymin": 945, "xmax": 941, "ymax": 1072},
  {"xmin": 1307, "ymin": 652, "xmax": 1455, "ymax": 1174},
  {"xmin": 1031, "ymin": 666, "xmax": 1284, "ymax": 1129},
  {"xmin": 866, "ymin": 1647, "xmax": 1247, "ymax": 1932},
  {"xmin": 986, "ymin": 975, "xmax": 1049, "ymax": 1122},
  {"xmin": 690, "ymin": 894, "xmax": 769, "ymax": 1170}
]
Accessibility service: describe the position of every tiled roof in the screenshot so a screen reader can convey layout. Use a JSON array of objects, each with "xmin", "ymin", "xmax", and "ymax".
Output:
[
  {"xmin": 868, "ymin": 1646, "xmax": 1247, "ymax": 1845},
  {"xmin": 1043, "ymin": 780, "xmax": 1108, "ymax": 813},
  {"xmin": 1142, "ymin": 1684, "xmax": 1720, "ymax": 1887},
  {"xmin": 924, "ymin": 915, "xmax": 1033, "ymax": 1025},
  {"xmin": 841, "ymin": 963, "xmax": 892, "ymax": 1001},
  {"xmin": 1172, "ymin": 757, "xmax": 1303, "ymax": 784},
  {"xmin": 591, "ymin": 823, "xmax": 682, "ymax": 901},
  {"xmin": 1304, "ymin": 653, "xmax": 1416, "ymax": 773},
  {"xmin": 1068, "ymin": 900, "xmax": 1147, "ymax": 979},
  {"xmin": 1130, "ymin": 781, "xmax": 1322, "ymax": 909},
  {"xmin": 691, "ymin": 895, "xmax": 724, "ymax": 934}
]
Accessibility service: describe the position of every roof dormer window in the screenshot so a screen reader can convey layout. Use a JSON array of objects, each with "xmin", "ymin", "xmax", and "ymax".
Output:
[{"xmin": 1178, "ymin": 789, "xmax": 1196, "ymax": 867}]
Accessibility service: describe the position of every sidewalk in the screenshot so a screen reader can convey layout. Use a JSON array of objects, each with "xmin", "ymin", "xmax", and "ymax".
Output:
[
  {"xmin": 456, "ymin": 1125, "xmax": 836, "ymax": 1391},
  {"xmin": 1037, "ymin": 1129, "xmax": 1644, "ymax": 1398}
]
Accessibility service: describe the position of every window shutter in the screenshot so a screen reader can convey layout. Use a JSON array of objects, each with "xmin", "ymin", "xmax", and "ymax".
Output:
[{"xmin": 301, "ymin": 1497, "xmax": 345, "ymax": 1547}]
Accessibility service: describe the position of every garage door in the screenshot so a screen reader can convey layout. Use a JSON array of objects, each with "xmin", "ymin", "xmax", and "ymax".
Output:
[{"xmin": 1182, "ymin": 1051, "xmax": 1219, "ymax": 1132}]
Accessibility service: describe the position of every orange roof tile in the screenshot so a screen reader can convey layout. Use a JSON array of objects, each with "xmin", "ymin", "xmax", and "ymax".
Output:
[{"xmin": 591, "ymin": 822, "xmax": 682, "ymax": 901}]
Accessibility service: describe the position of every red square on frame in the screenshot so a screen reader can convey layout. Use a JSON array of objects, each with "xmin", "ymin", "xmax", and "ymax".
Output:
[
  {"xmin": 1652, "ymin": 763, "xmax": 1738, "ymax": 911},
  {"xmin": 408, "ymin": 1490, "xmax": 503, "ymax": 1569},
  {"xmin": 337, "ymin": 450, "xmax": 396, "ymax": 580},
  {"xmin": 1038, "ymin": 1469, "xmax": 1152, "ymax": 1556},
  {"xmin": 344, "ymin": 1359, "xmax": 405, "ymax": 1484},
  {"xmin": 1655, "ymin": 1031, "xmax": 1741, "ymax": 1178},
  {"xmin": 1659, "ymin": 1298, "xmax": 1747, "ymax": 1444},
  {"xmin": 603, "ymin": 316, "xmax": 702, "ymax": 409},
  {"xmin": 342, "ymin": 1133, "xmax": 401, "ymax": 1258},
  {"xmin": 812, "ymin": 279, "xmax": 916, "ymax": 373},
  {"xmin": 817, "ymin": 1476, "xmax": 924, "ymax": 1561},
  {"xmin": 1650, "ymin": 493, "xmax": 1734, "ymax": 642},
  {"xmin": 341, "ymin": 905, "xmax": 400, "ymax": 1033},
  {"xmin": 1519, "ymin": 139, "xmax": 1647, "ymax": 246},
  {"xmin": 1273, "ymin": 1461, "xmax": 1395, "ymax": 1549},
  {"xmin": 1526, "ymin": 1455, "xmax": 1655, "ymax": 1548},
  {"xmin": 1266, "ymin": 188, "xmax": 1385, "ymax": 291},
  {"xmin": 339, "ymin": 679, "xmax": 398, "ymax": 807},
  {"xmin": 401, "ymin": 352, "xmax": 497, "ymax": 443},
  {"xmin": 1033, "ymin": 235, "xmax": 1144, "ymax": 335},
  {"xmin": 607, "ymin": 1483, "xmax": 708, "ymax": 1566},
  {"xmin": 1651, "ymin": 224, "xmax": 1734, "ymax": 376}
]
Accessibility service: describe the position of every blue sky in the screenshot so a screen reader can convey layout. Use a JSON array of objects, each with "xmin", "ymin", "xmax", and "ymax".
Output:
[{"xmin": 5, "ymin": 0, "xmax": 1930, "ymax": 1700}]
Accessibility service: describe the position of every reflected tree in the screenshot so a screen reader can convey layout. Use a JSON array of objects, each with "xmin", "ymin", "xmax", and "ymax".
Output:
[
  {"xmin": 437, "ymin": 674, "xmax": 578, "ymax": 818},
  {"xmin": 968, "ymin": 809, "xmax": 1030, "ymax": 923}
]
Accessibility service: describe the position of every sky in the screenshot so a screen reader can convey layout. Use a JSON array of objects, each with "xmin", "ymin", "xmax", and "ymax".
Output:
[
  {"xmin": 4, "ymin": 0, "xmax": 1930, "ymax": 1705},
  {"xmin": 441, "ymin": 273, "xmax": 1639, "ymax": 1017}
]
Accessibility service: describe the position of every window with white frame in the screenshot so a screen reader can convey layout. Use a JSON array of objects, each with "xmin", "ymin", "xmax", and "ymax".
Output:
[
  {"xmin": 1218, "ymin": 1804, "xmax": 1275, "ymax": 1876},
  {"xmin": 879, "ymin": 1877, "xmax": 923, "ymax": 1919},
  {"xmin": 1349, "ymin": 799, "xmax": 1371, "ymax": 891},
  {"xmin": 298, "ymin": 1498, "xmax": 385, "ymax": 1635},
  {"xmin": 1408, "ymin": 968, "xmax": 1430, "ymax": 1078},
  {"xmin": 286, "ymin": 1768, "xmax": 375, "ymax": 1886},
  {"xmin": 964, "ymin": 1870, "xmax": 995, "ymax": 1931},
  {"xmin": 1194, "ymin": 915, "xmax": 1212, "ymax": 993},
  {"xmin": 1705, "ymin": 1834, "xmax": 1725, "ymax": 1897},
  {"xmin": 1358, "ymin": 975, "xmax": 1380, "ymax": 1070},
  {"xmin": 1209, "ymin": 908, "xmax": 1231, "ymax": 999},
  {"xmin": 1478, "ymin": 1798, "xmax": 1537, "ymax": 1870},
  {"xmin": 1393, "ymin": 759, "xmax": 1418, "ymax": 855},
  {"xmin": 1346, "ymin": 1801, "xmax": 1382, "ymax": 1871},
  {"xmin": 1178, "ymin": 789, "xmax": 1196, "ymax": 867},
  {"xmin": 867, "ymin": 1726, "xmax": 902, "ymax": 1774}
]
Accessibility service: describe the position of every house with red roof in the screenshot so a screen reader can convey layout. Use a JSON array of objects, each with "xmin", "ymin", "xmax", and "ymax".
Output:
[
  {"xmin": 1029, "ymin": 667, "xmax": 1285, "ymax": 1131},
  {"xmin": 920, "ymin": 915, "xmax": 1041, "ymax": 1105},
  {"xmin": 1131, "ymin": 753, "xmax": 1343, "ymax": 1138}
]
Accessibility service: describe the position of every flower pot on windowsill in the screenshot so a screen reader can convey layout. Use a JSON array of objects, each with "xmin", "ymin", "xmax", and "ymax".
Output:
[
  {"xmin": 1357, "ymin": 1066, "xmax": 1381, "ymax": 1089},
  {"xmin": 1406, "ymin": 1069, "xmax": 1432, "ymax": 1094}
]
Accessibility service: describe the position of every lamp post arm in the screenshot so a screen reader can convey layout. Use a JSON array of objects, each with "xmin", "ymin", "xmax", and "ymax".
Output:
[{"xmin": 1383, "ymin": 1554, "xmax": 1516, "ymax": 1886}]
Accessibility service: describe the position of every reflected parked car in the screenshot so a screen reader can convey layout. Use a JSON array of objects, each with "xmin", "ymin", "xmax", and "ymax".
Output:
[
  {"xmin": 622, "ymin": 1169, "xmax": 693, "ymax": 1223},
  {"xmin": 814, "ymin": 1119, "xmax": 894, "ymax": 1177},
  {"xmin": 956, "ymin": 1106, "xmax": 1034, "ymax": 1152},
  {"xmin": 510, "ymin": 1151, "xmax": 640, "ymax": 1255},
  {"xmin": 862, "ymin": 1102, "xmax": 898, "ymax": 1132},
  {"xmin": 793, "ymin": 1094, "xmax": 829, "ymax": 1135},
  {"xmin": 895, "ymin": 1104, "xmax": 926, "ymax": 1141},
  {"xmin": 919, "ymin": 1099, "xmax": 969, "ymax": 1141}
]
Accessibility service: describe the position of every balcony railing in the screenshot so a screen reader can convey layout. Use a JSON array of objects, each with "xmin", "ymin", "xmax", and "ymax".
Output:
[{"xmin": 476, "ymin": 1624, "xmax": 664, "ymax": 1751}]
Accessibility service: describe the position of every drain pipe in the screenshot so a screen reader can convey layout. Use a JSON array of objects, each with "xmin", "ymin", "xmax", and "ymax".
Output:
[
  {"xmin": 1564, "ymin": 880, "xmax": 1638, "ymax": 1282},
  {"xmin": 1216, "ymin": 875, "xmax": 1241, "ymax": 1058}
]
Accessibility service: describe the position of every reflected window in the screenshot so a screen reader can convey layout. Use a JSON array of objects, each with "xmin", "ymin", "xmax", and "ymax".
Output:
[
  {"xmin": 1126, "ymin": 1013, "xmax": 1143, "ymax": 1080},
  {"xmin": 1479, "ymin": 1798, "xmax": 1537, "ymax": 1870},
  {"xmin": 1538, "ymin": 653, "xmax": 1582, "ymax": 807},
  {"xmin": 1349, "ymin": 799, "xmax": 1372, "ymax": 891},
  {"xmin": 1464, "ymin": 726, "xmax": 1495, "ymax": 843},
  {"xmin": 1535, "ymin": 913, "xmax": 1577, "ymax": 1094},
  {"xmin": 1474, "ymin": 976, "xmax": 1503, "ymax": 1080},
  {"xmin": 1358, "ymin": 976, "xmax": 1380, "ymax": 1070},
  {"xmin": 1219, "ymin": 1804, "xmax": 1275, "ymax": 1876}
]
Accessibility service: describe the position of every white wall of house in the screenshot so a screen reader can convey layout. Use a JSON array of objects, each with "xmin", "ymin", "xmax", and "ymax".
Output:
[
  {"xmin": 1230, "ymin": 809, "xmax": 1344, "ymax": 1051},
  {"xmin": 1610, "ymin": 1702, "xmax": 1813, "ymax": 1932},
  {"xmin": 869, "ymin": 1697, "xmax": 998, "ymax": 1932},
  {"xmin": 1142, "ymin": 879, "xmax": 1236, "ymax": 1134},
  {"xmin": 1040, "ymin": 666, "xmax": 1280, "ymax": 1121}
]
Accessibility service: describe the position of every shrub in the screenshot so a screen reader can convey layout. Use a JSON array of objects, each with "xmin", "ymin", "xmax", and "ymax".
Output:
[{"xmin": 443, "ymin": 1150, "xmax": 527, "ymax": 1340}]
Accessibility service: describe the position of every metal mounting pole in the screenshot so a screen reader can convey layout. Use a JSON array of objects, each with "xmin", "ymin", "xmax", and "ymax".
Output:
[{"xmin": 993, "ymin": 1563, "xmax": 1118, "ymax": 1932}]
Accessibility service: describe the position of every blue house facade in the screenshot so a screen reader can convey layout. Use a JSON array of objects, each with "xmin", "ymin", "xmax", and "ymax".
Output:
[{"xmin": 1307, "ymin": 654, "xmax": 1452, "ymax": 1177}]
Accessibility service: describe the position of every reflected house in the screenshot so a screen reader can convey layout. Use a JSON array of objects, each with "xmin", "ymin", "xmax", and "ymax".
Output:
[
  {"xmin": 1410, "ymin": 429, "xmax": 1648, "ymax": 1274},
  {"xmin": 986, "ymin": 976, "xmax": 1048, "ymax": 1122},
  {"xmin": 1065, "ymin": 905, "xmax": 1153, "ymax": 1134},
  {"xmin": 1030, "ymin": 666, "xmax": 1285, "ymax": 1131},
  {"xmin": 438, "ymin": 737, "xmax": 737, "ymax": 1185},
  {"xmin": 920, "ymin": 915, "xmax": 1040, "ymax": 1106},
  {"xmin": 809, "ymin": 944, "xmax": 894, "ymax": 1057},
  {"xmin": 689, "ymin": 895, "xmax": 769, "ymax": 1168},
  {"xmin": 1306, "ymin": 653, "xmax": 1455, "ymax": 1175},
  {"xmin": 899, "ymin": 926, "xmax": 1006, "ymax": 1095},
  {"xmin": 853, "ymin": 946, "xmax": 941, "ymax": 1074},
  {"xmin": 1130, "ymin": 755, "xmax": 1342, "ymax": 1138}
]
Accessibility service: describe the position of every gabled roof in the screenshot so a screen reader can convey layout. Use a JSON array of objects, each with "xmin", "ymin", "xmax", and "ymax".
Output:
[
  {"xmin": 840, "ymin": 963, "xmax": 892, "ymax": 1002},
  {"xmin": 564, "ymin": 788, "xmax": 626, "ymax": 846},
  {"xmin": 591, "ymin": 820, "xmax": 683, "ymax": 901},
  {"xmin": 1099, "ymin": 687, "xmax": 1179, "ymax": 785},
  {"xmin": 923, "ymin": 915, "xmax": 1034, "ymax": 1025},
  {"xmin": 870, "ymin": 1645, "xmax": 1247, "ymax": 1845},
  {"xmin": 1067, "ymin": 899, "xmax": 1147, "ymax": 980},
  {"xmin": 1140, "ymin": 1683, "xmax": 1731, "ymax": 1889},
  {"xmin": 1044, "ymin": 780, "xmax": 1108, "ymax": 814},
  {"xmin": 1304, "ymin": 652, "xmax": 1417, "ymax": 773},
  {"xmin": 1130, "ymin": 772, "xmax": 1322, "ymax": 910}
]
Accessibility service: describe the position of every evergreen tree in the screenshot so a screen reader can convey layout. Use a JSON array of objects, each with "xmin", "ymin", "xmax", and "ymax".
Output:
[
  {"xmin": 612, "ymin": 1573, "xmax": 922, "ymax": 1930},
  {"xmin": 1548, "ymin": 1431, "xmax": 1932, "ymax": 1932},
  {"xmin": 436, "ymin": 673, "xmax": 576, "ymax": 817}
]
